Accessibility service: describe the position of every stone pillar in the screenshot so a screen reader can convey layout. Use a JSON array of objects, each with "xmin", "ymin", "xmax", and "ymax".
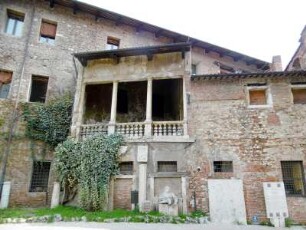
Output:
[
  {"xmin": 182, "ymin": 77, "xmax": 188, "ymax": 136},
  {"xmin": 181, "ymin": 177, "xmax": 187, "ymax": 214},
  {"xmin": 145, "ymin": 78, "xmax": 153, "ymax": 137},
  {"xmin": 50, "ymin": 182, "xmax": 60, "ymax": 208},
  {"xmin": 137, "ymin": 145, "xmax": 148, "ymax": 211},
  {"xmin": 271, "ymin": 55, "xmax": 283, "ymax": 71},
  {"xmin": 108, "ymin": 81, "xmax": 118, "ymax": 134},
  {"xmin": 139, "ymin": 164, "xmax": 147, "ymax": 211},
  {"xmin": 0, "ymin": 181, "xmax": 11, "ymax": 209}
]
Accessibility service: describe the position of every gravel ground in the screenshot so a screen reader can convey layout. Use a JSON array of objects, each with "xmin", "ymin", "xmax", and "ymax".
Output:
[{"xmin": 0, "ymin": 223, "xmax": 305, "ymax": 230}]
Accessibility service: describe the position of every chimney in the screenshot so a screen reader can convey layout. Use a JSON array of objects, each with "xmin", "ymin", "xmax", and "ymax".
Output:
[
  {"xmin": 271, "ymin": 55, "xmax": 283, "ymax": 71},
  {"xmin": 299, "ymin": 25, "xmax": 306, "ymax": 44}
]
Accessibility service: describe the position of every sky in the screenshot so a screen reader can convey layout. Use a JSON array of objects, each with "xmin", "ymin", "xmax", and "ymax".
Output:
[{"xmin": 80, "ymin": 0, "xmax": 306, "ymax": 67}]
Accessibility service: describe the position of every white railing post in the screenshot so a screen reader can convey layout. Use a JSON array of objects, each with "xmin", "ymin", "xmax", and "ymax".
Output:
[
  {"xmin": 145, "ymin": 78, "xmax": 152, "ymax": 137},
  {"xmin": 108, "ymin": 81, "xmax": 118, "ymax": 134}
]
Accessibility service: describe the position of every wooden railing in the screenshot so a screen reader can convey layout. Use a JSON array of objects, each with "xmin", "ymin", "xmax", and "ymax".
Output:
[
  {"xmin": 152, "ymin": 121, "xmax": 184, "ymax": 136},
  {"xmin": 115, "ymin": 122, "xmax": 145, "ymax": 138},
  {"xmin": 80, "ymin": 123, "xmax": 108, "ymax": 139}
]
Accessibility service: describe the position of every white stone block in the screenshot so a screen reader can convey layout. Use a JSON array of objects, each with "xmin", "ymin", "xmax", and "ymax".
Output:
[
  {"xmin": 51, "ymin": 182, "xmax": 60, "ymax": 208},
  {"xmin": 137, "ymin": 145, "xmax": 148, "ymax": 162},
  {"xmin": 0, "ymin": 181, "xmax": 11, "ymax": 209},
  {"xmin": 208, "ymin": 179, "xmax": 247, "ymax": 225}
]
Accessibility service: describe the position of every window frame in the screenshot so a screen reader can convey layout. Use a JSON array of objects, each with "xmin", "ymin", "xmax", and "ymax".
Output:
[
  {"xmin": 157, "ymin": 161, "xmax": 177, "ymax": 172},
  {"xmin": 29, "ymin": 75, "xmax": 49, "ymax": 103},
  {"xmin": 39, "ymin": 19, "xmax": 57, "ymax": 45},
  {"xmin": 246, "ymin": 85, "xmax": 272, "ymax": 108},
  {"xmin": 106, "ymin": 36, "xmax": 120, "ymax": 50},
  {"xmin": 0, "ymin": 70, "xmax": 13, "ymax": 99},
  {"xmin": 291, "ymin": 84, "xmax": 306, "ymax": 105},
  {"xmin": 281, "ymin": 161, "xmax": 306, "ymax": 197},
  {"xmin": 29, "ymin": 161, "xmax": 51, "ymax": 193},
  {"xmin": 5, "ymin": 9, "xmax": 24, "ymax": 36},
  {"xmin": 213, "ymin": 161, "xmax": 233, "ymax": 173},
  {"xmin": 119, "ymin": 161, "xmax": 133, "ymax": 175}
]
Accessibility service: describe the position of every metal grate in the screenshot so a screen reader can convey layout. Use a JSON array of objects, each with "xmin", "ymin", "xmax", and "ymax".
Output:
[
  {"xmin": 119, "ymin": 162, "xmax": 133, "ymax": 175},
  {"xmin": 157, "ymin": 161, "xmax": 177, "ymax": 172},
  {"xmin": 281, "ymin": 161, "xmax": 305, "ymax": 196},
  {"xmin": 213, "ymin": 161, "xmax": 233, "ymax": 172},
  {"xmin": 29, "ymin": 161, "xmax": 51, "ymax": 192}
]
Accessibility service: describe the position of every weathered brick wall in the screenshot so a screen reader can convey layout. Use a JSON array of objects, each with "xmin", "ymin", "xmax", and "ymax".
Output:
[{"xmin": 187, "ymin": 76, "xmax": 306, "ymax": 223}]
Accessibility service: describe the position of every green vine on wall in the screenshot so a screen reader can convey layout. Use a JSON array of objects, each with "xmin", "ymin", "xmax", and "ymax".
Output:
[
  {"xmin": 54, "ymin": 134, "xmax": 123, "ymax": 211},
  {"xmin": 23, "ymin": 94, "xmax": 73, "ymax": 148}
]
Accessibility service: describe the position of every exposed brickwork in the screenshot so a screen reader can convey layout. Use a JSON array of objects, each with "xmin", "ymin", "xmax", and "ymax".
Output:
[{"xmin": 113, "ymin": 178, "xmax": 132, "ymax": 210}]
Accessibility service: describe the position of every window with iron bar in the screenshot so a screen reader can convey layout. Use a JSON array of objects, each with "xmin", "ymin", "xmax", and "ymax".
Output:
[
  {"xmin": 213, "ymin": 161, "xmax": 233, "ymax": 172},
  {"xmin": 29, "ymin": 161, "xmax": 51, "ymax": 192},
  {"xmin": 157, "ymin": 161, "xmax": 177, "ymax": 172},
  {"xmin": 281, "ymin": 161, "xmax": 306, "ymax": 196},
  {"xmin": 119, "ymin": 162, "xmax": 133, "ymax": 175}
]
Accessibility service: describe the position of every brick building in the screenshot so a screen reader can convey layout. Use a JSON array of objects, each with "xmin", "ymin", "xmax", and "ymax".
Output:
[{"xmin": 0, "ymin": 0, "xmax": 305, "ymax": 224}]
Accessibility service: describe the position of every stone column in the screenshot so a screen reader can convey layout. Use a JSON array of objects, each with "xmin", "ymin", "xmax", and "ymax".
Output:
[
  {"xmin": 50, "ymin": 182, "xmax": 60, "ymax": 208},
  {"xmin": 138, "ymin": 164, "xmax": 147, "ymax": 211},
  {"xmin": 145, "ymin": 78, "xmax": 153, "ymax": 137},
  {"xmin": 181, "ymin": 177, "xmax": 187, "ymax": 214},
  {"xmin": 182, "ymin": 77, "xmax": 188, "ymax": 136},
  {"xmin": 137, "ymin": 145, "xmax": 148, "ymax": 211},
  {"xmin": 0, "ymin": 181, "xmax": 11, "ymax": 209},
  {"xmin": 108, "ymin": 81, "xmax": 118, "ymax": 134}
]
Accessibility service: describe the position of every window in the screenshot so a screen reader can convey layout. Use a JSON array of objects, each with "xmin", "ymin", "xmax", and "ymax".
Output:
[
  {"xmin": 213, "ymin": 161, "xmax": 233, "ymax": 172},
  {"xmin": 119, "ymin": 162, "xmax": 133, "ymax": 175},
  {"xmin": 29, "ymin": 75, "xmax": 49, "ymax": 103},
  {"xmin": 30, "ymin": 161, "xmax": 51, "ymax": 192},
  {"xmin": 5, "ymin": 10, "xmax": 24, "ymax": 36},
  {"xmin": 291, "ymin": 84, "xmax": 306, "ymax": 104},
  {"xmin": 247, "ymin": 84, "xmax": 272, "ymax": 108},
  {"xmin": 106, "ymin": 36, "xmax": 120, "ymax": 50},
  {"xmin": 191, "ymin": 64, "xmax": 197, "ymax": 75},
  {"xmin": 157, "ymin": 161, "xmax": 177, "ymax": 172},
  {"xmin": 39, "ymin": 20, "xmax": 57, "ymax": 45},
  {"xmin": 281, "ymin": 161, "xmax": 305, "ymax": 196},
  {"xmin": 0, "ymin": 70, "xmax": 12, "ymax": 99}
]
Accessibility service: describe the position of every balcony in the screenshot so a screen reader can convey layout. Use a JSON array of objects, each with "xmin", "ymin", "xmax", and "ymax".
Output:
[{"xmin": 77, "ymin": 78, "xmax": 188, "ymax": 140}]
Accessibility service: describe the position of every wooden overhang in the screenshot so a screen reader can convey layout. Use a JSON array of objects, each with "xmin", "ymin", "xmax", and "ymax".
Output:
[
  {"xmin": 46, "ymin": 0, "xmax": 269, "ymax": 70},
  {"xmin": 74, "ymin": 42, "xmax": 191, "ymax": 66},
  {"xmin": 191, "ymin": 70, "xmax": 306, "ymax": 81}
]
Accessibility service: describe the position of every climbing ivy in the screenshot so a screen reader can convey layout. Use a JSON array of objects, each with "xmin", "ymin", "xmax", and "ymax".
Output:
[
  {"xmin": 54, "ymin": 134, "xmax": 123, "ymax": 211},
  {"xmin": 23, "ymin": 94, "xmax": 73, "ymax": 148}
]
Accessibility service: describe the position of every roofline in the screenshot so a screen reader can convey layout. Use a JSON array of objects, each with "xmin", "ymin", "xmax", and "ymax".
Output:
[
  {"xmin": 48, "ymin": 0, "xmax": 269, "ymax": 70},
  {"xmin": 74, "ymin": 42, "xmax": 191, "ymax": 66},
  {"xmin": 191, "ymin": 70, "xmax": 306, "ymax": 81}
]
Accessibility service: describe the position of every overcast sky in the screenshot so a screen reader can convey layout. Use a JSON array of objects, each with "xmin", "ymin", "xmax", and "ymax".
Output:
[{"xmin": 80, "ymin": 0, "xmax": 306, "ymax": 67}]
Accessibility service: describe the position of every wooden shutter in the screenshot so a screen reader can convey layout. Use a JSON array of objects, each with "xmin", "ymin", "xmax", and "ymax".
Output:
[
  {"xmin": 40, "ymin": 21, "xmax": 57, "ymax": 38},
  {"xmin": 0, "ymin": 71, "xmax": 12, "ymax": 84},
  {"xmin": 249, "ymin": 90, "xmax": 266, "ymax": 105},
  {"xmin": 292, "ymin": 88, "xmax": 306, "ymax": 104}
]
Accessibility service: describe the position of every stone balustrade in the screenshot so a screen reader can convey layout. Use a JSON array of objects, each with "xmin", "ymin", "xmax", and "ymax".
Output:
[
  {"xmin": 115, "ymin": 122, "xmax": 145, "ymax": 138},
  {"xmin": 80, "ymin": 121, "xmax": 185, "ymax": 139},
  {"xmin": 152, "ymin": 121, "xmax": 184, "ymax": 136}
]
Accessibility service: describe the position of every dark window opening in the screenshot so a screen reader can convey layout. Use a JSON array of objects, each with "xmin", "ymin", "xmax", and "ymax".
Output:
[
  {"xmin": 5, "ymin": 9, "xmax": 24, "ymax": 36},
  {"xmin": 39, "ymin": 20, "xmax": 57, "ymax": 45},
  {"xmin": 157, "ymin": 161, "xmax": 177, "ymax": 172},
  {"xmin": 152, "ymin": 79, "xmax": 183, "ymax": 121},
  {"xmin": 117, "ymin": 89, "xmax": 128, "ymax": 113},
  {"xmin": 29, "ymin": 161, "xmax": 51, "ymax": 192},
  {"xmin": 281, "ymin": 161, "xmax": 305, "ymax": 196},
  {"xmin": 292, "ymin": 88, "xmax": 306, "ymax": 104},
  {"xmin": 213, "ymin": 161, "xmax": 233, "ymax": 172},
  {"xmin": 116, "ymin": 81, "xmax": 147, "ymax": 123},
  {"xmin": 249, "ymin": 89, "xmax": 267, "ymax": 105},
  {"xmin": 29, "ymin": 76, "xmax": 48, "ymax": 103},
  {"xmin": 119, "ymin": 162, "xmax": 133, "ymax": 175},
  {"xmin": 191, "ymin": 64, "xmax": 197, "ymax": 75},
  {"xmin": 84, "ymin": 84, "xmax": 112, "ymax": 124},
  {"xmin": 106, "ymin": 36, "xmax": 120, "ymax": 50},
  {"xmin": 0, "ymin": 70, "xmax": 12, "ymax": 99}
]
